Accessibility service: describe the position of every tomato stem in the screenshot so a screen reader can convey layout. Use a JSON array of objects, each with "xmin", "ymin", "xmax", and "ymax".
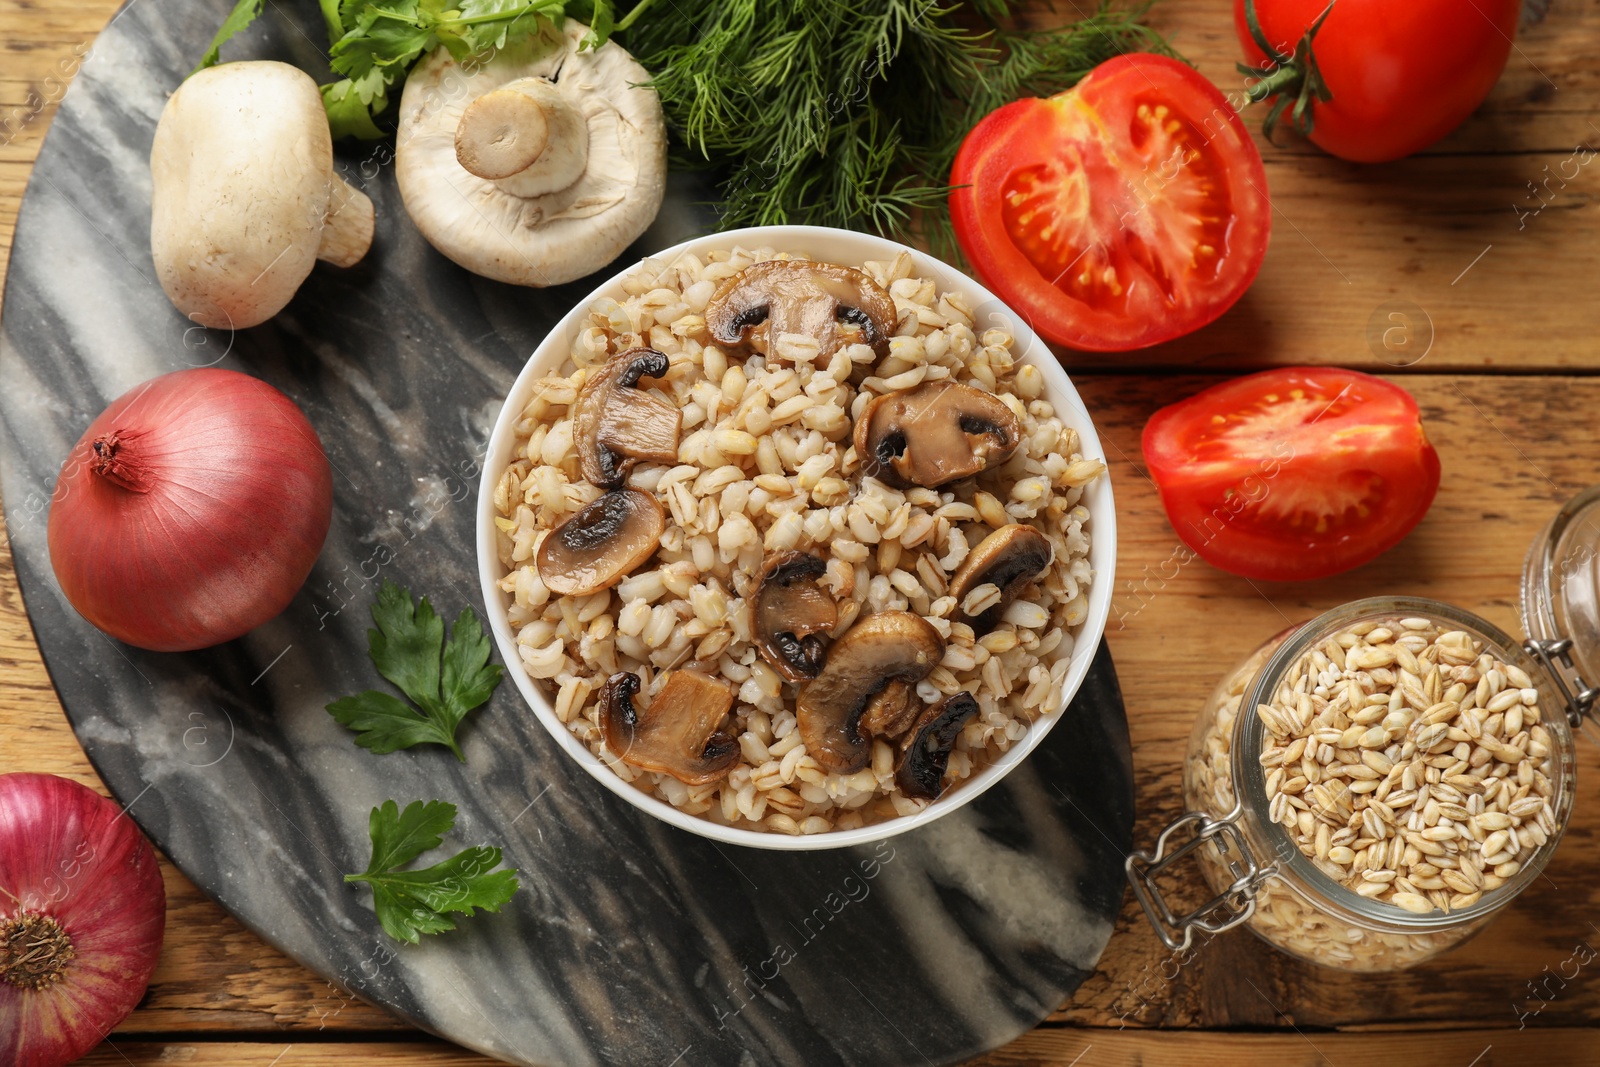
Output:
[
  {"xmin": 1236, "ymin": 0, "xmax": 1336, "ymax": 144},
  {"xmin": 0, "ymin": 913, "xmax": 76, "ymax": 991},
  {"xmin": 90, "ymin": 431, "xmax": 156, "ymax": 494}
]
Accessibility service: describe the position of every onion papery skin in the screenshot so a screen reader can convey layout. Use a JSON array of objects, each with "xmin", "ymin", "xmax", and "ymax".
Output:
[
  {"xmin": 48, "ymin": 368, "xmax": 334, "ymax": 652},
  {"xmin": 0, "ymin": 774, "xmax": 167, "ymax": 1066}
]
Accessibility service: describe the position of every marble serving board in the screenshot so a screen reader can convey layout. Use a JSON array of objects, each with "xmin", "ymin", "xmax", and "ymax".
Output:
[{"xmin": 0, "ymin": 0, "xmax": 1136, "ymax": 1063}]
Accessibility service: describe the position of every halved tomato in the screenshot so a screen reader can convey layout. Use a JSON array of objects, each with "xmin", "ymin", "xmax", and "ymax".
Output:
[
  {"xmin": 950, "ymin": 53, "xmax": 1271, "ymax": 352},
  {"xmin": 1142, "ymin": 368, "xmax": 1441, "ymax": 582}
]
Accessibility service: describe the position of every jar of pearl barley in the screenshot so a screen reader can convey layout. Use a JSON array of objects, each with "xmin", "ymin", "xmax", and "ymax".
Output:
[{"xmin": 1127, "ymin": 596, "xmax": 1579, "ymax": 972}]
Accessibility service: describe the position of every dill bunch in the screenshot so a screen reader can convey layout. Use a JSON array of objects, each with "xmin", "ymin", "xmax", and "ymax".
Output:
[{"xmin": 617, "ymin": 0, "xmax": 1183, "ymax": 249}]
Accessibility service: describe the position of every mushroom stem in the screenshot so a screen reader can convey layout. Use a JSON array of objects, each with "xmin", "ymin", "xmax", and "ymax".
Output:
[
  {"xmin": 455, "ymin": 78, "xmax": 589, "ymax": 198},
  {"xmin": 317, "ymin": 174, "xmax": 375, "ymax": 268}
]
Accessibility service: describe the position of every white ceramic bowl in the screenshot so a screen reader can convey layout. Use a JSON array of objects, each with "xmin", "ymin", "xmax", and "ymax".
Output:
[{"xmin": 478, "ymin": 225, "xmax": 1117, "ymax": 850}]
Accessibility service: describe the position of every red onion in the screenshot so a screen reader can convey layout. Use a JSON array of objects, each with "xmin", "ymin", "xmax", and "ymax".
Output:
[
  {"xmin": 48, "ymin": 368, "xmax": 333, "ymax": 652},
  {"xmin": 0, "ymin": 774, "xmax": 166, "ymax": 1065}
]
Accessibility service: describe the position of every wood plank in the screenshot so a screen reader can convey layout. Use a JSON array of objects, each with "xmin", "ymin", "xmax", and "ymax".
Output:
[
  {"xmin": 1143, "ymin": 0, "xmax": 1596, "ymax": 158},
  {"xmin": 970, "ymin": 1027, "xmax": 1598, "ymax": 1066},
  {"xmin": 67, "ymin": 1029, "xmax": 1600, "ymax": 1066},
  {"xmin": 1022, "ymin": 0, "xmax": 1600, "ymax": 372}
]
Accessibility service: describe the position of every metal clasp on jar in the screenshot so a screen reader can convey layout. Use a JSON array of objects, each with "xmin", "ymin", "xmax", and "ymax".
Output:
[
  {"xmin": 1524, "ymin": 637, "xmax": 1600, "ymax": 728},
  {"xmin": 1125, "ymin": 808, "xmax": 1274, "ymax": 953}
]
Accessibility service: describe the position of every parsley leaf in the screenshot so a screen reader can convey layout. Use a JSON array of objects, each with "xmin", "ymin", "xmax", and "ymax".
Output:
[
  {"xmin": 195, "ymin": 0, "xmax": 583, "ymax": 136},
  {"xmin": 317, "ymin": 0, "xmax": 570, "ymax": 138},
  {"xmin": 326, "ymin": 580, "xmax": 503, "ymax": 760},
  {"xmin": 346, "ymin": 800, "xmax": 520, "ymax": 944},
  {"xmin": 322, "ymin": 77, "xmax": 389, "ymax": 140},
  {"xmin": 368, "ymin": 579, "xmax": 445, "ymax": 713},
  {"xmin": 192, "ymin": 0, "xmax": 266, "ymax": 73}
]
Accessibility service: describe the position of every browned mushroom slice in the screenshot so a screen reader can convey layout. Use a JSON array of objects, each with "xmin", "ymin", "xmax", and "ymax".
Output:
[
  {"xmin": 572, "ymin": 348, "xmax": 681, "ymax": 489},
  {"xmin": 853, "ymin": 381, "xmax": 1021, "ymax": 489},
  {"xmin": 896, "ymin": 692, "xmax": 980, "ymax": 801},
  {"xmin": 704, "ymin": 261, "xmax": 897, "ymax": 359},
  {"xmin": 536, "ymin": 488, "xmax": 664, "ymax": 597},
  {"xmin": 858, "ymin": 679, "xmax": 919, "ymax": 740},
  {"xmin": 597, "ymin": 669, "xmax": 739, "ymax": 785},
  {"xmin": 797, "ymin": 612, "xmax": 945, "ymax": 773},
  {"xmin": 947, "ymin": 524, "xmax": 1054, "ymax": 634},
  {"xmin": 752, "ymin": 551, "xmax": 838, "ymax": 682}
]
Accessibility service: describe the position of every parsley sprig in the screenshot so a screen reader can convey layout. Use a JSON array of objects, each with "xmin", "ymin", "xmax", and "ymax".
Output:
[
  {"xmin": 347, "ymin": 799, "xmax": 520, "ymax": 943},
  {"xmin": 194, "ymin": 0, "xmax": 589, "ymax": 139},
  {"xmin": 319, "ymin": 0, "xmax": 571, "ymax": 139},
  {"xmin": 326, "ymin": 580, "xmax": 503, "ymax": 761}
]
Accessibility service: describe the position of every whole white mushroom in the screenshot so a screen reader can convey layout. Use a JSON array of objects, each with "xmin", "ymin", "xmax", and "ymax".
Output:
[
  {"xmin": 150, "ymin": 61, "xmax": 375, "ymax": 330},
  {"xmin": 395, "ymin": 21, "xmax": 667, "ymax": 287}
]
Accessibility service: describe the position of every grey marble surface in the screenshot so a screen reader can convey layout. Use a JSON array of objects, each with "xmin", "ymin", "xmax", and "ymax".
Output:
[{"xmin": 0, "ymin": 2, "xmax": 1135, "ymax": 1064}]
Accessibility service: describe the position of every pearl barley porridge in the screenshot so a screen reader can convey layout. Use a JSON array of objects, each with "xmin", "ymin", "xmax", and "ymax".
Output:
[{"xmin": 491, "ymin": 246, "xmax": 1103, "ymax": 835}]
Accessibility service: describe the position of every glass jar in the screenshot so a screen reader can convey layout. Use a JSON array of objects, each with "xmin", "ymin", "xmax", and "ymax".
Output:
[
  {"xmin": 1128, "ymin": 482, "xmax": 1600, "ymax": 973},
  {"xmin": 1522, "ymin": 484, "xmax": 1600, "ymax": 743}
]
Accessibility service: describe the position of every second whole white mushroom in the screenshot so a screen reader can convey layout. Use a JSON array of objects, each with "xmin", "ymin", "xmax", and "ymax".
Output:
[
  {"xmin": 394, "ymin": 21, "xmax": 668, "ymax": 287},
  {"xmin": 150, "ymin": 61, "xmax": 376, "ymax": 330}
]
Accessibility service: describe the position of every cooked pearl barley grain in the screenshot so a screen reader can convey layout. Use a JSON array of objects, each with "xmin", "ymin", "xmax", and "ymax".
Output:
[{"xmin": 494, "ymin": 246, "xmax": 1101, "ymax": 835}]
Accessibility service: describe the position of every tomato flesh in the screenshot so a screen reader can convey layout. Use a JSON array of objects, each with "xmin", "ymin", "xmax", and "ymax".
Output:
[
  {"xmin": 951, "ymin": 54, "xmax": 1270, "ymax": 352},
  {"xmin": 1236, "ymin": 0, "xmax": 1518, "ymax": 162},
  {"xmin": 1142, "ymin": 368, "xmax": 1441, "ymax": 581}
]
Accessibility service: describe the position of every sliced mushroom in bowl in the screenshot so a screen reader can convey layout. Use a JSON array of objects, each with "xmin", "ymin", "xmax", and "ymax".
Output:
[
  {"xmin": 854, "ymin": 380, "xmax": 1021, "ymax": 490},
  {"xmin": 535, "ymin": 488, "xmax": 665, "ymax": 598},
  {"xmin": 751, "ymin": 551, "xmax": 838, "ymax": 682},
  {"xmin": 796, "ymin": 612, "xmax": 945, "ymax": 774},
  {"xmin": 598, "ymin": 670, "xmax": 739, "ymax": 786},
  {"xmin": 572, "ymin": 348, "xmax": 681, "ymax": 489},
  {"xmin": 705, "ymin": 260, "xmax": 898, "ymax": 359},
  {"xmin": 478, "ymin": 226, "xmax": 1116, "ymax": 850}
]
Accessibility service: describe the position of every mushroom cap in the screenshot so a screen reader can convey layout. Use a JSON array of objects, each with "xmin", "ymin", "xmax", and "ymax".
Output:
[
  {"xmin": 797, "ymin": 611, "xmax": 945, "ymax": 773},
  {"xmin": 598, "ymin": 669, "xmax": 738, "ymax": 785},
  {"xmin": 854, "ymin": 380, "xmax": 1022, "ymax": 489},
  {"xmin": 395, "ymin": 21, "xmax": 668, "ymax": 287},
  {"xmin": 947, "ymin": 524, "xmax": 1054, "ymax": 633},
  {"xmin": 572, "ymin": 348, "xmax": 681, "ymax": 489},
  {"xmin": 704, "ymin": 260, "xmax": 898, "ymax": 360},
  {"xmin": 751, "ymin": 551, "xmax": 839, "ymax": 682},
  {"xmin": 150, "ymin": 61, "xmax": 336, "ymax": 329},
  {"xmin": 896, "ymin": 692, "xmax": 980, "ymax": 800},
  {"xmin": 536, "ymin": 487, "xmax": 664, "ymax": 596}
]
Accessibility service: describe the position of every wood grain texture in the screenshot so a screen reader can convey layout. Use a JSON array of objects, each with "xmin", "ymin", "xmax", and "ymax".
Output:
[
  {"xmin": 1030, "ymin": 0, "xmax": 1600, "ymax": 373},
  {"xmin": 5, "ymin": 0, "xmax": 1600, "ymax": 1062}
]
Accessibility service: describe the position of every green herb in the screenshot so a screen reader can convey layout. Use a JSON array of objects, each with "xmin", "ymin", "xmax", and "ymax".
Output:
[
  {"xmin": 193, "ymin": 0, "xmax": 266, "ymax": 74},
  {"xmin": 193, "ymin": 0, "xmax": 573, "ymax": 139},
  {"xmin": 326, "ymin": 580, "xmax": 503, "ymax": 761},
  {"xmin": 346, "ymin": 799, "xmax": 520, "ymax": 943},
  {"xmin": 620, "ymin": 0, "xmax": 1183, "ymax": 252},
  {"xmin": 321, "ymin": 0, "xmax": 570, "ymax": 138},
  {"xmin": 192, "ymin": 0, "xmax": 1178, "ymax": 241}
]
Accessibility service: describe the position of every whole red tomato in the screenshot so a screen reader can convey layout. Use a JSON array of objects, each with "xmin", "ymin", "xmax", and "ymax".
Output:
[{"xmin": 1236, "ymin": 0, "xmax": 1519, "ymax": 162}]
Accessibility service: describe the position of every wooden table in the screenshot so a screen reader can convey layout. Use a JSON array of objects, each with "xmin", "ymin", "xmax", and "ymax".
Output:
[{"xmin": 5, "ymin": 0, "xmax": 1600, "ymax": 1063}]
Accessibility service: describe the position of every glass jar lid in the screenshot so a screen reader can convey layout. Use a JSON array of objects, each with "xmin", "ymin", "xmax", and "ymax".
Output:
[{"xmin": 1521, "ymin": 484, "xmax": 1600, "ymax": 730}]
